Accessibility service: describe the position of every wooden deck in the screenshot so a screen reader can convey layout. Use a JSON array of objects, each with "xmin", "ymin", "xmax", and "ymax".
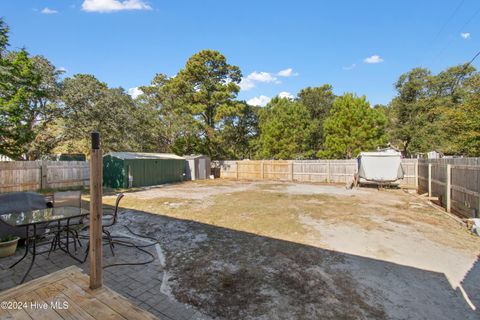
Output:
[{"xmin": 0, "ymin": 266, "xmax": 158, "ymax": 320}]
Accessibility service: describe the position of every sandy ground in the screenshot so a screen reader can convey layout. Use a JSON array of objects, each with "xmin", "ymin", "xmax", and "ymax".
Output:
[{"xmin": 104, "ymin": 180, "xmax": 480, "ymax": 320}]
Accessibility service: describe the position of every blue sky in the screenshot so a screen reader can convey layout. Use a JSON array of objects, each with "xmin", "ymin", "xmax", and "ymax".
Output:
[{"xmin": 1, "ymin": 0, "xmax": 479, "ymax": 106}]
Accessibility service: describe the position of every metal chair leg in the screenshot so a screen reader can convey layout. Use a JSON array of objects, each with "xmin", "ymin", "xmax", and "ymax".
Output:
[
  {"xmin": 48, "ymin": 233, "xmax": 59, "ymax": 257},
  {"xmin": 20, "ymin": 224, "xmax": 37, "ymax": 284},
  {"xmin": 10, "ymin": 225, "xmax": 30, "ymax": 269},
  {"xmin": 103, "ymin": 229, "xmax": 115, "ymax": 256},
  {"xmin": 74, "ymin": 230, "xmax": 83, "ymax": 247},
  {"xmin": 70, "ymin": 230, "xmax": 78, "ymax": 252},
  {"xmin": 82, "ymin": 241, "xmax": 90, "ymax": 263}
]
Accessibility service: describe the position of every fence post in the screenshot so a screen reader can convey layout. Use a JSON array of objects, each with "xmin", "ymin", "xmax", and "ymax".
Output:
[
  {"xmin": 326, "ymin": 161, "xmax": 331, "ymax": 183},
  {"xmin": 289, "ymin": 161, "xmax": 294, "ymax": 181},
  {"xmin": 446, "ymin": 164, "xmax": 451, "ymax": 213},
  {"xmin": 261, "ymin": 161, "xmax": 264, "ymax": 180},
  {"xmin": 478, "ymin": 192, "xmax": 480, "ymax": 218},
  {"xmin": 235, "ymin": 161, "xmax": 239, "ymax": 180},
  {"xmin": 40, "ymin": 162, "xmax": 48, "ymax": 190},
  {"xmin": 428, "ymin": 163, "xmax": 432, "ymax": 198},
  {"xmin": 414, "ymin": 160, "xmax": 419, "ymax": 190},
  {"xmin": 89, "ymin": 132, "xmax": 103, "ymax": 290}
]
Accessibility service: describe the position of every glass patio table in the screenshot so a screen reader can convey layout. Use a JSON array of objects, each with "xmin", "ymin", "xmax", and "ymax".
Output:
[{"xmin": 0, "ymin": 206, "xmax": 89, "ymax": 283}]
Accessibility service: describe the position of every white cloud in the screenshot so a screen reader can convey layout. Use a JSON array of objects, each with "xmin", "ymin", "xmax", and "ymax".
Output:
[
  {"xmin": 41, "ymin": 7, "xmax": 58, "ymax": 14},
  {"xmin": 82, "ymin": 0, "xmax": 152, "ymax": 13},
  {"xmin": 239, "ymin": 79, "xmax": 255, "ymax": 90},
  {"xmin": 239, "ymin": 68, "xmax": 299, "ymax": 91},
  {"xmin": 460, "ymin": 32, "xmax": 471, "ymax": 39},
  {"xmin": 239, "ymin": 71, "xmax": 278, "ymax": 90},
  {"xmin": 127, "ymin": 87, "xmax": 143, "ymax": 99},
  {"xmin": 248, "ymin": 71, "xmax": 277, "ymax": 83},
  {"xmin": 58, "ymin": 67, "xmax": 67, "ymax": 72},
  {"xmin": 342, "ymin": 63, "xmax": 356, "ymax": 71},
  {"xmin": 364, "ymin": 55, "xmax": 384, "ymax": 64},
  {"xmin": 247, "ymin": 95, "xmax": 271, "ymax": 107},
  {"xmin": 278, "ymin": 91, "xmax": 294, "ymax": 99},
  {"xmin": 277, "ymin": 68, "xmax": 298, "ymax": 77}
]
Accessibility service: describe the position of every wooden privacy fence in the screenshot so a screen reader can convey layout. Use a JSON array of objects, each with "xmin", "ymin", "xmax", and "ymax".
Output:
[
  {"xmin": 216, "ymin": 158, "xmax": 480, "ymax": 218},
  {"xmin": 293, "ymin": 160, "xmax": 356, "ymax": 184},
  {"xmin": 418, "ymin": 158, "xmax": 480, "ymax": 218},
  {"xmin": 0, "ymin": 161, "xmax": 89, "ymax": 193},
  {"xmin": 214, "ymin": 159, "xmax": 418, "ymax": 187}
]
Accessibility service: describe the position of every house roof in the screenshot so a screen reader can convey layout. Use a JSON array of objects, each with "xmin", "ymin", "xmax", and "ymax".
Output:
[{"xmin": 106, "ymin": 152, "xmax": 185, "ymax": 160}]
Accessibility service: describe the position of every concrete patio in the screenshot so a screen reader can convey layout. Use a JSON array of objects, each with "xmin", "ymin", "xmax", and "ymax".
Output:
[{"xmin": 0, "ymin": 216, "xmax": 209, "ymax": 320}]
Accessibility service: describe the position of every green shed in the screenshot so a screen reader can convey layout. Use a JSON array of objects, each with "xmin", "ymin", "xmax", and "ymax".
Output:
[{"xmin": 103, "ymin": 152, "xmax": 186, "ymax": 189}]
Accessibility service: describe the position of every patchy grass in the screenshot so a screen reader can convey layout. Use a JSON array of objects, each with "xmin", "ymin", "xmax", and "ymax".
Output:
[
  {"xmin": 104, "ymin": 182, "xmax": 478, "ymax": 252},
  {"xmin": 108, "ymin": 181, "xmax": 480, "ymax": 320}
]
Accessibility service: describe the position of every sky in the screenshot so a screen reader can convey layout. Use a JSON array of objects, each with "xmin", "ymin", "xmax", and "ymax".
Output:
[{"xmin": 0, "ymin": 0, "xmax": 479, "ymax": 106}]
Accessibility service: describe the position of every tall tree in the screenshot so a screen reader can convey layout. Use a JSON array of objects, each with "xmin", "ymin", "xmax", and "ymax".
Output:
[
  {"xmin": 388, "ymin": 68, "xmax": 431, "ymax": 156},
  {"xmin": 0, "ymin": 19, "xmax": 62, "ymax": 159},
  {"xmin": 256, "ymin": 97, "xmax": 315, "ymax": 159},
  {"xmin": 0, "ymin": 49, "xmax": 40, "ymax": 159},
  {"xmin": 22, "ymin": 55, "xmax": 63, "ymax": 159},
  {"xmin": 178, "ymin": 50, "xmax": 242, "ymax": 157},
  {"xmin": 140, "ymin": 50, "xmax": 243, "ymax": 158},
  {"xmin": 297, "ymin": 84, "xmax": 335, "ymax": 152},
  {"xmin": 0, "ymin": 18, "xmax": 8, "ymax": 57},
  {"xmin": 440, "ymin": 73, "xmax": 480, "ymax": 156},
  {"xmin": 219, "ymin": 102, "xmax": 259, "ymax": 159},
  {"xmin": 388, "ymin": 64, "xmax": 476, "ymax": 156},
  {"xmin": 58, "ymin": 74, "xmax": 140, "ymax": 154},
  {"xmin": 139, "ymin": 73, "xmax": 198, "ymax": 154},
  {"xmin": 319, "ymin": 93, "xmax": 387, "ymax": 159}
]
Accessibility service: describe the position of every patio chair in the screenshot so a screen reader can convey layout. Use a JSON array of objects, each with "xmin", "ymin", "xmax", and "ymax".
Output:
[
  {"xmin": 81, "ymin": 193, "xmax": 124, "ymax": 259},
  {"xmin": 102, "ymin": 193, "xmax": 125, "ymax": 256},
  {"xmin": 50, "ymin": 191, "xmax": 84, "ymax": 252},
  {"xmin": 53, "ymin": 190, "xmax": 82, "ymax": 208}
]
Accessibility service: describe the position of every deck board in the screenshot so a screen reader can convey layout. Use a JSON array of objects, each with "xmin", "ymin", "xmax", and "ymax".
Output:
[{"xmin": 0, "ymin": 266, "xmax": 158, "ymax": 320}]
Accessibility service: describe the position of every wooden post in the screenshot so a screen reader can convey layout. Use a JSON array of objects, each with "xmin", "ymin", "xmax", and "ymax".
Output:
[
  {"xmin": 290, "ymin": 161, "xmax": 294, "ymax": 181},
  {"xmin": 428, "ymin": 163, "xmax": 432, "ymax": 198},
  {"xmin": 40, "ymin": 162, "xmax": 48, "ymax": 190},
  {"xmin": 446, "ymin": 164, "xmax": 451, "ymax": 213},
  {"xmin": 414, "ymin": 160, "xmax": 419, "ymax": 190},
  {"xmin": 261, "ymin": 161, "xmax": 264, "ymax": 180},
  {"xmin": 478, "ymin": 192, "xmax": 480, "ymax": 219},
  {"xmin": 326, "ymin": 161, "xmax": 331, "ymax": 183},
  {"xmin": 89, "ymin": 132, "xmax": 103, "ymax": 290}
]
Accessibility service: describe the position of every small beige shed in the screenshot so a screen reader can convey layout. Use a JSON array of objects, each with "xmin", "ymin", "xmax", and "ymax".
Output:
[{"xmin": 184, "ymin": 155, "xmax": 211, "ymax": 180}]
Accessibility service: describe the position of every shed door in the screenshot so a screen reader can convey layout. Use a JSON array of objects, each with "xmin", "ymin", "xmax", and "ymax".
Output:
[
  {"xmin": 128, "ymin": 165, "xmax": 133, "ymax": 188},
  {"xmin": 198, "ymin": 159, "xmax": 206, "ymax": 180}
]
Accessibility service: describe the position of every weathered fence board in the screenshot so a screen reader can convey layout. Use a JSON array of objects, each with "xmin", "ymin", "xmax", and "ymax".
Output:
[
  {"xmin": 293, "ymin": 160, "xmax": 357, "ymax": 183},
  {"xmin": 0, "ymin": 161, "xmax": 89, "ymax": 193},
  {"xmin": 216, "ymin": 158, "xmax": 478, "ymax": 218},
  {"xmin": 418, "ymin": 161, "xmax": 429, "ymax": 195},
  {"xmin": 400, "ymin": 159, "xmax": 418, "ymax": 188},
  {"xmin": 418, "ymin": 159, "xmax": 480, "ymax": 218},
  {"xmin": 0, "ymin": 162, "xmax": 41, "ymax": 192},
  {"xmin": 263, "ymin": 161, "xmax": 291, "ymax": 181},
  {"xmin": 214, "ymin": 159, "xmax": 417, "ymax": 186}
]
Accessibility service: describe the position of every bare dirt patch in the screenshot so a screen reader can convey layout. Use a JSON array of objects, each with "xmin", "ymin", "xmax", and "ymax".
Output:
[{"xmin": 105, "ymin": 180, "xmax": 480, "ymax": 320}]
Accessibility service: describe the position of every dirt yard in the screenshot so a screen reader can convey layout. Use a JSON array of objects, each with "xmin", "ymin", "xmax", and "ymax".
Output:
[{"xmin": 104, "ymin": 180, "xmax": 480, "ymax": 320}]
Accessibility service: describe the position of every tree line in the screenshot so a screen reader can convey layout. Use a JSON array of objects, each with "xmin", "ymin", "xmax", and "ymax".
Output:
[{"xmin": 1, "ymin": 18, "xmax": 479, "ymax": 160}]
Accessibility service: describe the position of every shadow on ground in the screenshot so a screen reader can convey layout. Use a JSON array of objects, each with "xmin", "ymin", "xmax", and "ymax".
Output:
[
  {"xmin": 461, "ymin": 256, "xmax": 480, "ymax": 313},
  {"xmin": 112, "ymin": 207, "xmax": 479, "ymax": 320},
  {"xmin": 1, "ymin": 202, "xmax": 478, "ymax": 320}
]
